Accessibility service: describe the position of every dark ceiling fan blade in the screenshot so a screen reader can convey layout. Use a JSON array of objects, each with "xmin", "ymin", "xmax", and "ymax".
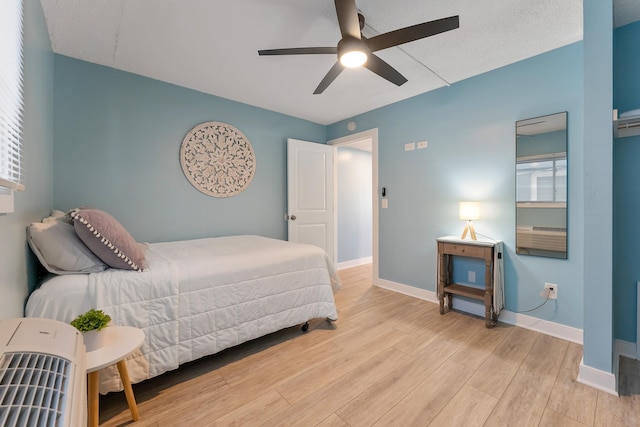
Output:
[
  {"xmin": 364, "ymin": 53, "xmax": 408, "ymax": 87},
  {"xmin": 366, "ymin": 15, "xmax": 459, "ymax": 52},
  {"xmin": 334, "ymin": 0, "xmax": 361, "ymax": 39},
  {"xmin": 258, "ymin": 47, "xmax": 337, "ymax": 56},
  {"xmin": 314, "ymin": 62, "xmax": 345, "ymax": 94}
]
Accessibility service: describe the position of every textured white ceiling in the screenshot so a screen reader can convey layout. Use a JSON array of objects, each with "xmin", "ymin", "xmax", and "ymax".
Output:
[
  {"xmin": 614, "ymin": 0, "xmax": 640, "ymax": 28},
  {"xmin": 40, "ymin": 0, "xmax": 638, "ymax": 125}
]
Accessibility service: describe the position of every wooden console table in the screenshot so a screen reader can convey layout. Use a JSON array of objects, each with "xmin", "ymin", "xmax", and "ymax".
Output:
[{"xmin": 436, "ymin": 236, "xmax": 503, "ymax": 328}]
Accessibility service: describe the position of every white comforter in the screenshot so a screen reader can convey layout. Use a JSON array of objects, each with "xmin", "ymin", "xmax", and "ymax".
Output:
[{"xmin": 26, "ymin": 235, "xmax": 340, "ymax": 393}]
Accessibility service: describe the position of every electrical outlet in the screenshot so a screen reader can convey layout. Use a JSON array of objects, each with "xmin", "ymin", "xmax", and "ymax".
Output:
[
  {"xmin": 468, "ymin": 271, "xmax": 476, "ymax": 283},
  {"xmin": 416, "ymin": 141, "xmax": 428, "ymax": 149},
  {"xmin": 404, "ymin": 142, "xmax": 416, "ymax": 151},
  {"xmin": 544, "ymin": 283, "xmax": 558, "ymax": 299}
]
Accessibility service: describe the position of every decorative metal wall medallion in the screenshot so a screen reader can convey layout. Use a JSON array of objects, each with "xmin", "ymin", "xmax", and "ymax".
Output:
[{"xmin": 180, "ymin": 121, "xmax": 256, "ymax": 197}]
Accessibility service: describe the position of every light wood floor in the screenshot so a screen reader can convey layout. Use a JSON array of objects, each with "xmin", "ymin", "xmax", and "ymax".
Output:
[{"xmin": 99, "ymin": 264, "xmax": 640, "ymax": 426}]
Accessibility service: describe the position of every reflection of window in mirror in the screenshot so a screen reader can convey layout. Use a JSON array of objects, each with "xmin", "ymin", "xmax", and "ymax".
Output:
[
  {"xmin": 515, "ymin": 112, "xmax": 567, "ymax": 259},
  {"xmin": 517, "ymin": 154, "xmax": 566, "ymax": 203}
]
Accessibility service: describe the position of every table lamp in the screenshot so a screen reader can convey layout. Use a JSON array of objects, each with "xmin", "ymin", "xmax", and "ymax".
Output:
[{"xmin": 459, "ymin": 202, "xmax": 480, "ymax": 240}]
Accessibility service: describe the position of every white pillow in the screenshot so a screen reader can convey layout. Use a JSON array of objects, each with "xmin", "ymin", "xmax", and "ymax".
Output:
[
  {"xmin": 42, "ymin": 210, "xmax": 69, "ymax": 223},
  {"xmin": 28, "ymin": 219, "xmax": 108, "ymax": 275},
  {"xmin": 620, "ymin": 109, "xmax": 640, "ymax": 118}
]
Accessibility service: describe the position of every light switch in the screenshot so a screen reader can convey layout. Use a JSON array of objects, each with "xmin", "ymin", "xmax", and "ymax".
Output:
[{"xmin": 417, "ymin": 141, "xmax": 428, "ymax": 149}]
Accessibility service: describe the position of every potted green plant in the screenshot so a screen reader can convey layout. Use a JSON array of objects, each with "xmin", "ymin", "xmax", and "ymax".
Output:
[{"xmin": 70, "ymin": 309, "xmax": 111, "ymax": 351}]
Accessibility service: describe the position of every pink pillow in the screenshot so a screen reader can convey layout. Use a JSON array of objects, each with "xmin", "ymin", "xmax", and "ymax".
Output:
[{"xmin": 70, "ymin": 208, "xmax": 145, "ymax": 271}]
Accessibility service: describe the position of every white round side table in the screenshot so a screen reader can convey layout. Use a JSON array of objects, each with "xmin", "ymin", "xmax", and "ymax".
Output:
[{"xmin": 85, "ymin": 326, "xmax": 145, "ymax": 427}]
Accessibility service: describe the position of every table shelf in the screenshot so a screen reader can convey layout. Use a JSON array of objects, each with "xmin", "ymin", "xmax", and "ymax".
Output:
[
  {"xmin": 437, "ymin": 236, "xmax": 502, "ymax": 328},
  {"xmin": 443, "ymin": 283, "xmax": 485, "ymax": 300}
]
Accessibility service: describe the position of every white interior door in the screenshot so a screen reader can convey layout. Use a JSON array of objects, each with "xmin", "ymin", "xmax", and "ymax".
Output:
[{"xmin": 287, "ymin": 138, "xmax": 336, "ymax": 265}]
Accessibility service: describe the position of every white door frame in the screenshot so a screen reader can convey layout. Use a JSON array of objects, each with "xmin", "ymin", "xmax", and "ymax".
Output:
[{"xmin": 329, "ymin": 128, "xmax": 379, "ymax": 284}]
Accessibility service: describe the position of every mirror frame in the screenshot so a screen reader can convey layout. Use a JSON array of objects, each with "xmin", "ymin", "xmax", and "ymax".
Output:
[{"xmin": 515, "ymin": 111, "xmax": 568, "ymax": 259}]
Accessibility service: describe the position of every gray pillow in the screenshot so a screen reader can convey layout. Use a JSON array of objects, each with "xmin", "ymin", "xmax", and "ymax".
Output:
[
  {"xmin": 27, "ymin": 219, "xmax": 108, "ymax": 275},
  {"xmin": 70, "ymin": 208, "xmax": 145, "ymax": 271}
]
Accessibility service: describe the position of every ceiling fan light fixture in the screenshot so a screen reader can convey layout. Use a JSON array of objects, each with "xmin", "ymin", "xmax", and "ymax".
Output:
[
  {"xmin": 340, "ymin": 49, "xmax": 367, "ymax": 67},
  {"xmin": 337, "ymin": 37, "xmax": 368, "ymax": 68}
]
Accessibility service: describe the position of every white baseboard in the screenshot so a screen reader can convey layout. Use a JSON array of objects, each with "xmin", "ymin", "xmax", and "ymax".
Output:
[
  {"xmin": 615, "ymin": 339, "xmax": 637, "ymax": 360},
  {"xmin": 375, "ymin": 278, "xmax": 583, "ymax": 344},
  {"xmin": 376, "ymin": 278, "xmax": 438, "ymax": 302},
  {"xmin": 498, "ymin": 310, "xmax": 583, "ymax": 344},
  {"xmin": 337, "ymin": 256, "xmax": 373, "ymax": 270},
  {"xmin": 577, "ymin": 357, "xmax": 618, "ymax": 396}
]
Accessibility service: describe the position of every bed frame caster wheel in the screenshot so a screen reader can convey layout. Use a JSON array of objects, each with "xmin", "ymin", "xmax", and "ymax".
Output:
[{"xmin": 301, "ymin": 322, "xmax": 309, "ymax": 332}]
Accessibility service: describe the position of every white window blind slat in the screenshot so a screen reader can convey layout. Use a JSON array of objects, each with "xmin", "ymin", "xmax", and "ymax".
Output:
[{"xmin": 0, "ymin": 0, "xmax": 25, "ymax": 192}]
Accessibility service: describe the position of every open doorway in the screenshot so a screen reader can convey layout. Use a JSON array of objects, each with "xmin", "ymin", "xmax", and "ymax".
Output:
[{"xmin": 329, "ymin": 129, "xmax": 379, "ymax": 284}]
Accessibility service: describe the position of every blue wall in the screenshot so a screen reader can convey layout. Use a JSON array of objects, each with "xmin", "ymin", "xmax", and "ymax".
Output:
[
  {"xmin": 53, "ymin": 56, "xmax": 326, "ymax": 243},
  {"xmin": 337, "ymin": 147, "xmax": 372, "ymax": 263},
  {"xmin": 582, "ymin": 0, "xmax": 613, "ymax": 372},
  {"xmin": 613, "ymin": 20, "xmax": 640, "ymax": 343},
  {"xmin": 328, "ymin": 42, "xmax": 585, "ymax": 329},
  {"xmin": 0, "ymin": 0, "xmax": 54, "ymax": 319}
]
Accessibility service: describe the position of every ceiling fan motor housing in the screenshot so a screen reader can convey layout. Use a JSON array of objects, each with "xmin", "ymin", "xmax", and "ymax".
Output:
[{"xmin": 337, "ymin": 37, "xmax": 369, "ymax": 67}]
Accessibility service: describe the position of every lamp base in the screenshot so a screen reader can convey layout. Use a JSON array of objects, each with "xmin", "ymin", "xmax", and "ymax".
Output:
[{"xmin": 461, "ymin": 221, "xmax": 477, "ymax": 240}]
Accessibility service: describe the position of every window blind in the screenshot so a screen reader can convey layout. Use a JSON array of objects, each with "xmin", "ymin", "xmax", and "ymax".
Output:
[{"xmin": 0, "ymin": 0, "xmax": 25, "ymax": 191}]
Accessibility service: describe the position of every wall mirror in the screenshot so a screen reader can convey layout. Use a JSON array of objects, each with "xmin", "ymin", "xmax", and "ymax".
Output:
[{"xmin": 516, "ymin": 112, "xmax": 567, "ymax": 259}]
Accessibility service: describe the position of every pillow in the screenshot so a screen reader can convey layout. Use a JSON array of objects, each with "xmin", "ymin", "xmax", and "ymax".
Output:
[
  {"xmin": 27, "ymin": 219, "xmax": 108, "ymax": 275},
  {"xmin": 42, "ymin": 210, "xmax": 68, "ymax": 223},
  {"xmin": 69, "ymin": 208, "xmax": 145, "ymax": 271},
  {"xmin": 620, "ymin": 109, "xmax": 640, "ymax": 118}
]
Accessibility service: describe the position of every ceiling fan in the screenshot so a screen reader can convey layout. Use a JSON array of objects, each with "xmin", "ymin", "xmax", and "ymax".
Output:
[{"xmin": 258, "ymin": 0, "xmax": 459, "ymax": 94}]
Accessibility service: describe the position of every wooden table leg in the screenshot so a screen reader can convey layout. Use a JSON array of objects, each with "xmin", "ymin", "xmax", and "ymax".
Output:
[
  {"xmin": 117, "ymin": 359, "xmax": 140, "ymax": 421},
  {"xmin": 438, "ymin": 251, "xmax": 445, "ymax": 314},
  {"xmin": 484, "ymin": 258, "xmax": 495, "ymax": 328},
  {"xmin": 87, "ymin": 371, "xmax": 99, "ymax": 427}
]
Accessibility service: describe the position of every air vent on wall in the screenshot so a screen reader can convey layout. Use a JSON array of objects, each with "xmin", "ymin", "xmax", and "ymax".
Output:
[
  {"xmin": 516, "ymin": 226, "xmax": 567, "ymax": 252},
  {"xmin": 614, "ymin": 109, "xmax": 640, "ymax": 138}
]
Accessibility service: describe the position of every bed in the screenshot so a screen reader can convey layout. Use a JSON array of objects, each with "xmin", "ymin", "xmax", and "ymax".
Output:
[{"xmin": 25, "ymin": 209, "xmax": 340, "ymax": 393}]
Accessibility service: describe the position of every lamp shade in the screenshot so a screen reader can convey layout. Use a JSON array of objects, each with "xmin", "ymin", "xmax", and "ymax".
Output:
[{"xmin": 459, "ymin": 202, "xmax": 481, "ymax": 221}]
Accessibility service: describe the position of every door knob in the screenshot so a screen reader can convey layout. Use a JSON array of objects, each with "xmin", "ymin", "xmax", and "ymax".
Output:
[{"xmin": 290, "ymin": 215, "xmax": 297, "ymax": 220}]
